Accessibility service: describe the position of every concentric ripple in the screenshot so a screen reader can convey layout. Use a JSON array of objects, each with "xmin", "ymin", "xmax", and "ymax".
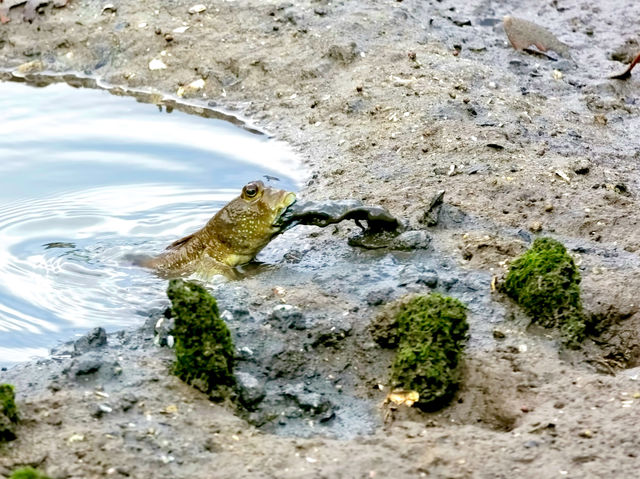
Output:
[{"xmin": 0, "ymin": 80, "xmax": 299, "ymax": 366}]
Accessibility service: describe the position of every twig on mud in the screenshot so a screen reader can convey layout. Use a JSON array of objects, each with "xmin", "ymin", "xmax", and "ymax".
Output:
[{"xmin": 610, "ymin": 51, "xmax": 640, "ymax": 80}]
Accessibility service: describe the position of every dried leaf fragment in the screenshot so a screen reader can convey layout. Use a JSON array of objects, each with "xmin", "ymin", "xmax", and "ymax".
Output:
[
  {"xmin": 503, "ymin": 15, "xmax": 570, "ymax": 59},
  {"xmin": 386, "ymin": 389, "xmax": 420, "ymax": 407},
  {"xmin": 188, "ymin": 4, "xmax": 205, "ymax": 14},
  {"xmin": 555, "ymin": 169, "xmax": 571, "ymax": 183},
  {"xmin": 160, "ymin": 404, "xmax": 178, "ymax": 414}
]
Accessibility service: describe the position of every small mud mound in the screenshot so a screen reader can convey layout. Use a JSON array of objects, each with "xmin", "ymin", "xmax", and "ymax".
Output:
[
  {"xmin": 371, "ymin": 352, "xmax": 540, "ymax": 433},
  {"xmin": 583, "ymin": 273, "xmax": 640, "ymax": 371}
]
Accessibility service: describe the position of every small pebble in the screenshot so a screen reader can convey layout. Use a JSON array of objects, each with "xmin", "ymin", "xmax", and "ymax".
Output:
[
  {"xmin": 188, "ymin": 4, "xmax": 206, "ymax": 14},
  {"xmin": 528, "ymin": 221, "xmax": 542, "ymax": 233},
  {"xmin": 149, "ymin": 59, "xmax": 167, "ymax": 70}
]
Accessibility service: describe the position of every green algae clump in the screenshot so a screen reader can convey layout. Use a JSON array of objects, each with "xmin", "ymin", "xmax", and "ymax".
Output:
[
  {"xmin": 0, "ymin": 383, "xmax": 18, "ymax": 442},
  {"xmin": 390, "ymin": 293, "xmax": 469, "ymax": 411},
  {"xmin": 9, "ymin": 468, "xmax": 51, "ymax": 479},
  {"xmin": 503, "ymin": 237, "xmax": 585, "ymax": 346},
  {"xmin": 167, "ymin": 279, "xmax": 235, "ymax": 399}
]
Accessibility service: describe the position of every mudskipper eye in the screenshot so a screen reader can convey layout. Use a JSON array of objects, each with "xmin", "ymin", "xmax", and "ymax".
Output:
[{"xmin": 244, "ymin": 183, "xmax": 259, "ymax": 198}]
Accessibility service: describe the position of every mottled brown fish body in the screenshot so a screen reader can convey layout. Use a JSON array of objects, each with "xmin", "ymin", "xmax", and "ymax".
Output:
[{"xmin": 145, "ymin": 181, "xmax": 296, "ymax": 279}]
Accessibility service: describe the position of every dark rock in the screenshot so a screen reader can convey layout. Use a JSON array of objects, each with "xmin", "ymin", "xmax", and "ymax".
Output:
[
  {"xmin": 90, "ymin": 403, "xmax": 112, "ymax": 418},
  {"xmin": 283, "ymin": 249, "xmax": 307, "ymax": 263},
  {"xmin": 311, "ymin": 321, "xmax": 352, "ymax": 347},
  {"xmin": 478, "ymin": 18, "xmax": 501, "ymax": 27},
  {"xmin": 389, "ymin": 230, "xmax": 432, "ymax": 250},
  {"xmin": 268, "ymin": 305, "xmax": 308, "ymax": 330},
  {"xmin": 203, "ymin": 437, "xmax": 224, "ymax": 452},
  {"xmin": 236, "ymin": 372, "xmax": 266, "ymax": 410},
  {"xmin": 614, "ymin": 183, "xmax": 630, "ymax": 196},
  {"xmin": 120, "ymin": 392, "xmax": 138, "ymax": 411},
  {"xmin": 448, "ymin": 16, "xmax": 471, "ymax": 27},
  {"xmin": 283, "ymin": 383, "xmax": 332, "ymax": 415},
  {"xmin": 319, "ymin": 409, "xmax": 336, "ymax": 423},
  {"xmin": 517, "ymin": 229, "xmax": 532, "ymax": 243},
  {"xmin": 344, "ymin": 98, "xmax": 366, "ymax": 114},
  {"xmin": 70, "ymin": 353, "xmax": 104, "ymax": 376},
  {"xmin": 485, "ymin": 143, "xmax": 504, "ymax": 150},
  {"xmin": 48, "ymin": 381, "xmax": 62, "ymax": 392},
  {"xmin": 73, "ymin": 327, "xmax": 107, "ymax": 355},
  {"xmin": 0, "ymin": 414, "xmax": 16, "ymax": 442},
  {"xmin": 422, "ymin": 190, "xmax": 445, "ymax": 226},
  {"xmin": 572, "ymin": 160, "xmax": 590, "ymax": 175},
  {"xmin": 493, "ymin": 329, "xmax": 506, "ymax": 339},
  {"xmin": 366, "ymin": 288, "xmax": 394, "ymax": 306},
  {"xmin": 416, "ymin": 271, "xmax": 438, "ymax": 288},
  {"xmin": 326, "ymin": 42, "xmax": 358, "ymax": 64},
  {"xmin": 440, "ymin": 276, "xmax": 459, "ymax": 290},
  {"xmin": 230, "ymin": 308, "xmax": 252, "ymax": 322}
]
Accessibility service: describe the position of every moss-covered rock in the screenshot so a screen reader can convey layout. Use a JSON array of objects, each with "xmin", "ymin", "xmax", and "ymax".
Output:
[
  {"xmin": 389, "ymin": 293, "xmax": 469, "ymax": 411},
  {"xmin": 0, "ymin": 383, "xmax": 18, "ymax": 442},
  {"xmin": 9, "ymin": 467, "xmax": 51, "ymax": 479},
  {"xmin": 167, "ymin": 279, "xmax": 235, "ymax": 399},
  {"xmin": 502, "ymin": 237, "xmax": 585, "ymax": 347}
]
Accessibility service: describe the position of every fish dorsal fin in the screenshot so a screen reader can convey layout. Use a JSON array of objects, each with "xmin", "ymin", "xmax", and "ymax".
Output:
[{"xmin": 166, "ymin": 232, "xmax": 195, "ymax": 250}]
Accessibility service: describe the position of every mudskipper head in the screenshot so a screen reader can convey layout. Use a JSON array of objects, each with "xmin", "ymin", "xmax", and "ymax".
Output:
[{"xmin": 210, "ymin": 180, "xmax": 296, "ymax": 263}]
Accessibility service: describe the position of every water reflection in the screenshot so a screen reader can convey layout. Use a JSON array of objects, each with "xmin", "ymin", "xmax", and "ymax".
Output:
[{"xmin": 0, "ymin": 80, "xmax": 301, "ymax": 367}]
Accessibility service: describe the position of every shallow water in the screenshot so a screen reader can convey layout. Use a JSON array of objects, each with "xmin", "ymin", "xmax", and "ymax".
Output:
[{"xmin": 0, "ymin": 80, "xmax": 300, "ymax": 367}]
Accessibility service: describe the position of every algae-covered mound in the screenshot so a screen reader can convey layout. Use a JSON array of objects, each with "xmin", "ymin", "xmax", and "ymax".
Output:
[
  {"xmin": 0, "ymin": 383, "xmax": 18, "ymax": 442},
  {"xmin": 503, "ymin": 237, "xmax": 585, "ymax": 346},
  {"xmin": 167, "ymin": 279, "xmax": 235, "ymax": 399},
  {"xmin": 390, "ymin": 293, "xmax": 469, "ymax": 411},
  {"xmin": 9, "ymin": 467, "xmax": 51, "ymax": 479}
]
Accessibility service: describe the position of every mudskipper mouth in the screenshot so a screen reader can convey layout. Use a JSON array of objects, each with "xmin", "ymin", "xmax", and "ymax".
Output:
[{"xmin": 272, "ymin": 193, "xmax": 297, "ymax": 228}]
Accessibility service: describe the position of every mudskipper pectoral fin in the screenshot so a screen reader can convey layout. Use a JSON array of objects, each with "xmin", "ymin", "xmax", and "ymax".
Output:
[{"xmin": 194, "ymin": 256, "xmax": 237, "ymax": 280}]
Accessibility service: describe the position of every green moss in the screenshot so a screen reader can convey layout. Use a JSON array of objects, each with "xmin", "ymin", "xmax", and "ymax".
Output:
[
  {"xmin": 0, "ymin": 383, "xmax": 18, "ymax": 442},
  {"xmin": 390, "ymin": 293, "xmax": 469, "ymax": 411},
  {"xmin": 503, "ymin": 237, "xmax": 585, "ymax": 347},
  {"xmin": 167, "ymin": 279, "xmax": 235, "ymax": 399},
  {"xmin": 9, "ymin": 467, "xmax": 51, "ymax": 479}
]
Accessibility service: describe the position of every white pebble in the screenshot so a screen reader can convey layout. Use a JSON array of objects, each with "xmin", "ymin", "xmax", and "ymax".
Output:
[{"xmin": 148, "ymin": 59, "xmax": 167, "ymax": 70}]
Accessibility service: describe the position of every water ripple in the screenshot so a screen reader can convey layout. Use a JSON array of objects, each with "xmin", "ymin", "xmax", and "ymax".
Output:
[{"xmin": 0, "ymin": 80, "xmax": 300, "ymax": 366}]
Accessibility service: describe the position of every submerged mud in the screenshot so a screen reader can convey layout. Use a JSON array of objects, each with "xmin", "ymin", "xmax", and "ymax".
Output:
[{"xmin": 2, "ymin": 0, "xmax": 640, "ymax": 478}]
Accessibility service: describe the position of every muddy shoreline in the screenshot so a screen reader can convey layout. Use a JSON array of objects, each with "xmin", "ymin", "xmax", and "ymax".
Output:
[{"xmin": 2, "ymin": 0, "xmax": 640, "ymax": 477}]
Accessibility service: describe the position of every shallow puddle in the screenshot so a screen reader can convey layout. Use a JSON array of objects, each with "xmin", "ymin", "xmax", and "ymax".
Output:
[{"xmin": 0, "ymin": 79, "xmax": 301, "ymax": 366}]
